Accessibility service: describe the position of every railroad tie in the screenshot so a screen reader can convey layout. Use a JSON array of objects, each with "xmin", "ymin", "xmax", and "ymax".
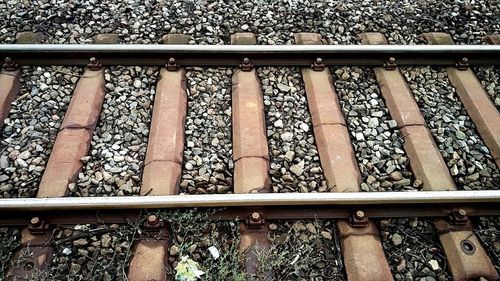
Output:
[
  {"xmin": 127, "ymin": 33, "xmax": 191, "ymax": 281},
  {"xmin": 0, "ymin": 32, "xmax": 42, "ymax": 130},
  {"xmin": 421, "ymin": 32, "xmax": 500, "ymax": 169},
  {"xmin": 295, "ymin": 32, "xmax": 393, "ymax": 281},
  {"xmin": 0, "ymin": 66, "xmax": 21, "ymax": 129},
  {"xmin": 140, "ymin": 67, "xmax": 187, "ymax": 196},
  {"xmin": 361, "ymin": 32, "xmax": 499, "ymax": 281},
  {"xmin": 36, "ymin": 61, "xmax": 106, "ymax": 197},
  {"xmin": 484, "ymin": 34, "xmax": 500, "ymax": 45},
  {"xmin": 231, "ymin": 32, "xmax": 272, "ymax": 278}
]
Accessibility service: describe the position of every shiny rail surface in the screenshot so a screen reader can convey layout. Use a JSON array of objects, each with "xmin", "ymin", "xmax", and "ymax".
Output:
[
  {"xmin": 1, "ymin": 44, "xmax": 499, "ymax": 66},
  {"xmin": 1, "ymin": 190, "xmax": 499, "ymax": 211}
]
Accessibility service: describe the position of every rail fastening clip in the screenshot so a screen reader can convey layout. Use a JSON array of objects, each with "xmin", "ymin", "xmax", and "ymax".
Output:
[
  {"xmin": 455, "ymin": 57, "xmax": 469, "ymax": 70},
  {"xmin": 384, "ymin": 57, "xmax": 397, "ymax": 71},
  {"xmin": 166, "ymin": 57, "xmax": 179, "ymax": 71},
  {"xmin": 2, "ymin": 57, "xmax": 19, "ymax": 71},
  {"xmin": 240, "ymin": 58, "xmax": 253, "ymax": 71},
  {"xmin": 311, "ymin": 57, "xmax": 325, "ymax": 71},
  {"xmin": 245, "ymin": 212, "xmax": 265, "ymax": 229},
  {"xmin": 28, "ymin": 217, "xmax": 49, "ymax": 235},
  {"xmin": 87, "ymin": 57, "xmax": 102, "ymax": 71},
  {"xmin": 349, "ymin": 210, "xmax": 369, "ymax": 228}
]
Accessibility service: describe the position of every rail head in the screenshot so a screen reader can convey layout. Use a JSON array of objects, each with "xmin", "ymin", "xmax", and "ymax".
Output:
[{"xmin": 0, "ymin": 190, "xmax": 498, "ymax": 211}]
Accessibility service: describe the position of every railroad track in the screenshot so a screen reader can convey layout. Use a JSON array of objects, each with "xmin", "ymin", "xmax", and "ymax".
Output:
[{"xmin": 0, "ymin": 31, "xmax": 499, "ymax": 281}]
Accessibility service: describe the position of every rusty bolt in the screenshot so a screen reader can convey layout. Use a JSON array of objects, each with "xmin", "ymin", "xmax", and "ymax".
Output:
[
  {"xmin": 87, "ymin": 57, "xmax": 102, "ymax": 71},
  {"xmin": 166, "ymin": 57, "xmax": 179, "ymax": 71},
  {"xmin": 354, "ymin": 210, "xmax": 365, "ymax": 220},
  {"xmin": 457, "ymin": 209, "xmax": 467, "ymax": 218},
  {"xmin": 250, "ymin": 212, "xmax": 261, "ymax": 222},
  {"xmin": 147, "ymin": 215, "xmax": 159, "ymax": 225},
  {"xmin": 240, "ymin": 57, "xmax": 253, "ymax": 71},
  {"xmin": 30, "ymin": 217, "xmax": 41, "ymax": 227},
  {"xmin": 3, "ymin": 57, "xmax": 18, "ymax": 71}
]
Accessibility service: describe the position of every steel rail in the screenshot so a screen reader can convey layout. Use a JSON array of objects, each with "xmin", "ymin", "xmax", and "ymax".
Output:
[
  {"xmin": 0, "ymin": 44, "xmax": 499, "ymax": 66},
  {"xmin": 0, "ymin": 190, "xmax": 499, "ymax": 211}
]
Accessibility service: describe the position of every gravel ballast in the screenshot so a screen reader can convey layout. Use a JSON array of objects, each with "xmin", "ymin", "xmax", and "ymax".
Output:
[
  {"xmin": 164, "ymin": 210, "xmax": 243, "ymax": 281},
  {"xmin": 0, "ymin": 0, "xmax": 499, "ymax": 279},
  {"xmin": 475, "ymin": 217, "xmax": 500, "ymax": 272},
  {"xmin": 259, "ymin": 220, "xmax": 344, "ymax": 280},
  {"xmin": 0, "ymin": 227, "xmax": 19, "ymax": 280},
  {"xmin": 473, "ymin": 66, "xmax": 500, "ymax": 111},
  {"xmin": 73, "ymin": 66, "xmax": 157, "ymax": 197},
  {"xmin": 180, "ymin": 67, "xmax": 233, "ymax": 195},
  {"xmin": 402, "ymin": 67, "xmax": 500, "ymax": 190},
  {"xmin": 258, "ymin": 67, "xmax": 326, "ymax": 193},
  {"xmin": 46, "ymin": 223, "xmax": 135, "ymax": 281},
  {"xmin": 380, "ymin": 218, "xmax": 452, "ymax": 281},
  {"xmin": 0, "ymin": 66, "xmax": 80, "ymax": 198},
  {"xmin": 333, "ymin": 66, "xmax": 420, "ymax": 191},
  {"xmin": 1, "ymin": 1, "xmax": 498, "ymax": 45}
]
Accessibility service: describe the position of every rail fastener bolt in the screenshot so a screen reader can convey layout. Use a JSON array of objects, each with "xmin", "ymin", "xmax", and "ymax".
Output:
[
  {"xmin": 457, "ymin": 209, "xmax": 467, "ymax": 219},
  {"xmin": 2, "ymin": 56, "xmax": 19, "ymax": 71},
  {"xmin": 456, "ymin": 57, "xmax": 469, "ymax": 70},
  {"xmin": 354, "ymin": 210, "xmax": 365, "ymax": 220},
  {"xmin": 166, "ymin": 57, "xmax": 179, "ymax": 71},
  {"xmin": 30, "ymin": 217, "xmax": 41, "ymax": 228},
  {"xmin": 250, "ymin": 212, "xmax": 261, "ymax": 222},
  {"xmin": 311, "ymin": 57, "xmax": 325, "ymax": 71},
  {"xmin": 87, "ymin": 57, "xmax": 102, "ymax": 71},
  {"xmin": 147, "ymin": 215, "xmax": 159, "ymax": 226},
  {"xmin": 246, "ymin": 212, "xmax": 265, "ymax": 229},
  {"xmin": 28, "ymin": 216, "xmax": 49, "ymax": 234},
  {"xmin": 384, "ymin": 57, "xmax": 397, "ymax": 70},
  {"xmin": 240, "ymin": 57, "xmax": 253, "ymax": 71},
  {"xmin": 350, "ymin": 210, "xmax": 369, "ymax": 228},
  {"xmin": 449, "ymin": 208, "xmax": 469, "ymax": 225}
]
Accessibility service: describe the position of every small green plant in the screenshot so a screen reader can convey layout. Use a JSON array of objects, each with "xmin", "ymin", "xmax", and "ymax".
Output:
[
  {"xmin": 159, "ymin": 209, "xmax": 245, "ymax": 281},
  {"xmin": 0, "ymin": 228, "xmax": 20, "ymax": 279},
  {"xmin": 250, "ymin": 220, "xmax": 344, "ymax": 281}
]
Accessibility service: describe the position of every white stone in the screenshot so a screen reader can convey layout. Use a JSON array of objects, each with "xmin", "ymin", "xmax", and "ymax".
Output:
[
  {"xmin": 133, "ymin": 79, "xmax": 142, "ymax": 88},
  {"xmin": 62, "ymin": 247, "xmax": 72, "ymax": 255},
  {"xmin": 280, "ymin": 132, "xmax": 293, "ymax": 142},
  {"xmin": 274, "ymin": 119, "xmax": 283, "ymax": 128},
  {"xmin": 290, "ymin": 160, "xmax": 304, "ymax": 176},
  {"xmin": 428, "ymin": 260, "xmax": 440, "ymax": 271},
  {"xmin": 368, "ymin": 118, "xmax": 379, "ymax": 128}
]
